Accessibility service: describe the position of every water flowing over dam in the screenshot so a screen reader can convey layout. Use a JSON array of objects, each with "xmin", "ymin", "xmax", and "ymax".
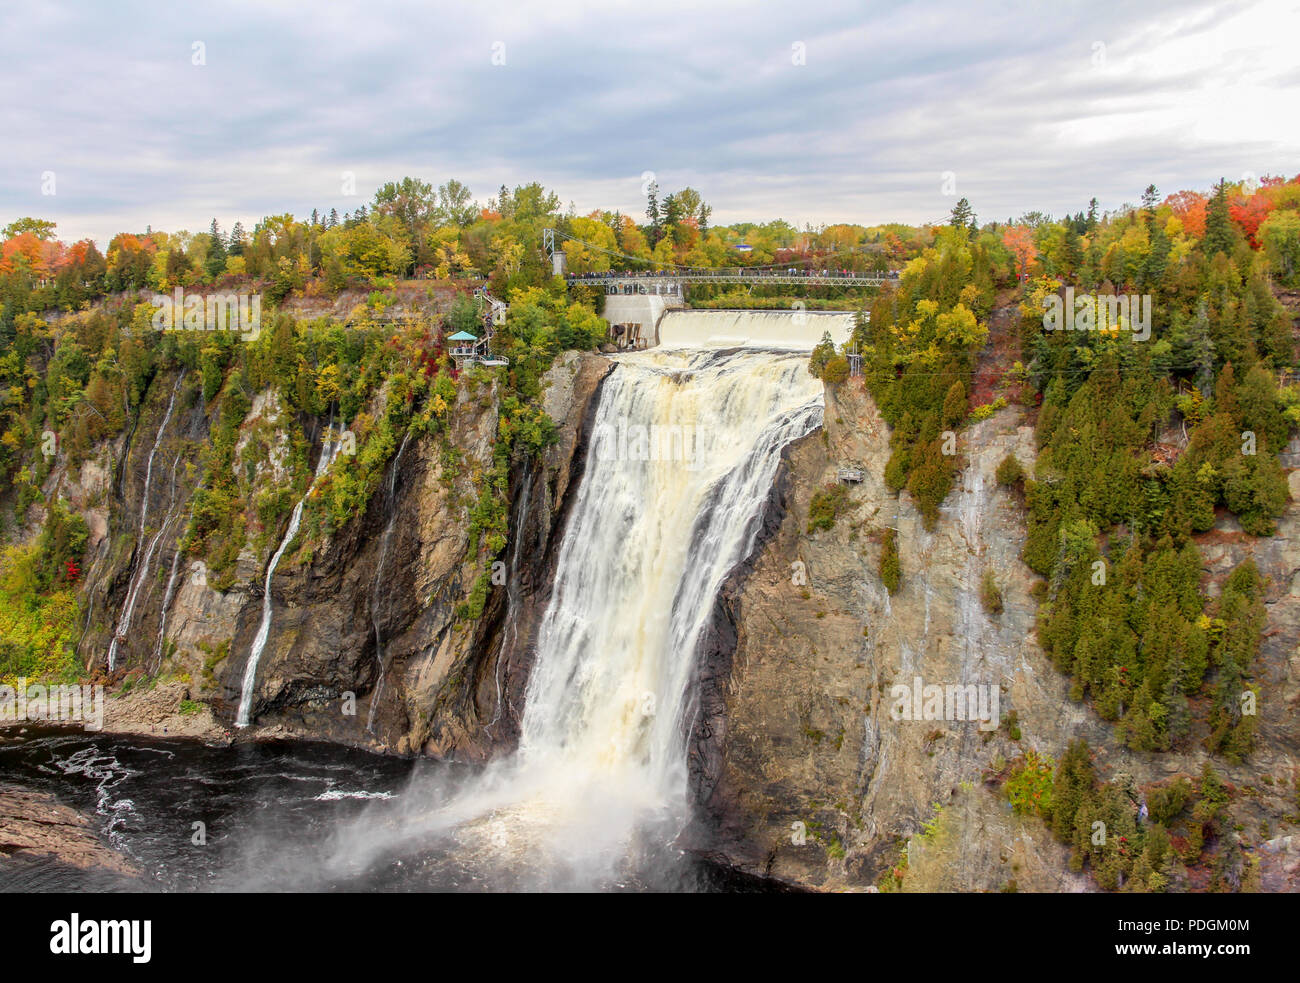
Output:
[
  {"xmin": 335, "ymin": 342, "xmax": 824, "ymax": 888},
  {"xmin": 656, "ymin": 308, "xmax": 855, "ymax": 350}
]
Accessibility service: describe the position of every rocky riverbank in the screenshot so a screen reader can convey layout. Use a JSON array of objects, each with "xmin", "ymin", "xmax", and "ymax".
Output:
[{"xmin": 0, "ymin": 783, "xmax": 138, "ymax": 876}]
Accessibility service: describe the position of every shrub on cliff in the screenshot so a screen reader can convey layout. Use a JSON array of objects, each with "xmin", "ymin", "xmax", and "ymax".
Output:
[
  {"xmin": 807, "ymin": 483, "xmax": 850, "ymax": 533},
  {"xmin": 980, "ymin": 569, "xmax": 1003, "ymax": 614},
  {"xmin": 904, "ymin": 438, "xmax": 955, "ymax": 529},
  {"xmin": 807, "ymin": 331, "xmax": 837, "ymax": 379},
  {"xmin": 1005, "ymin": 751, "xmax": 1054, "ymax": 820},
  {"xmin": 995, "ymin": 453, "xmax": 1024, "ymax": 489},
  {"xmin": 879, "ymin": 527, "xmax": 901, "ymax": 594},
  {"xmin": 821, "ymin": 355, "xmax": 850, "ymax": 385}
]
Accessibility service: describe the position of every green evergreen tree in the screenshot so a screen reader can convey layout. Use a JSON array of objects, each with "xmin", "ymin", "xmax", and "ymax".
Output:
[
  {"xmin": 1203, "ymin": 179, "xmax": 1238, "ymax": 257},
  {"xmin": 205, "ymin": 218, "xmax": 227, "ymax": 279}
]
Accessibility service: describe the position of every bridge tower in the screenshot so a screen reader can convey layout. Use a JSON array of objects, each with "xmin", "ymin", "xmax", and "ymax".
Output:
[{"xmin": 543, "ymin": 228, "xmax": 567, "ymax": 277}]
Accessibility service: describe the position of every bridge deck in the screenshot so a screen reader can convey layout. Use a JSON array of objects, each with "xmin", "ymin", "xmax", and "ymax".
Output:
[{"xmin": 568, "ymin": 272, "xmax": 896, "ymax": 288}]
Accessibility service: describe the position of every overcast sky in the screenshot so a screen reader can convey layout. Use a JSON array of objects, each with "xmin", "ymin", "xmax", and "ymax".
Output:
[{"xmin": 2, "ymin": 0, "xmax": 1297, "ymax": 246}]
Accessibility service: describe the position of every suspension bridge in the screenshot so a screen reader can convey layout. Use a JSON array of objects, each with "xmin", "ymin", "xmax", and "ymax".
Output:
[{"xmin": 543, "ymin": 229, "xmax": 898, "ymax": 290}]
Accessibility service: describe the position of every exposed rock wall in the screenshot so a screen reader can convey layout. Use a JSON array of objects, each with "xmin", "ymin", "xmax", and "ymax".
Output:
[
  {"xmin": 39, "ymin": 352, "xmax": 612, "ymax": 760},
  {"xmin": 697, "ymin": 378, "xmax": 1299, "ymax": 891},
  {"xmin": 24, "ymin": 339, "xmax": 1299, "ymax": 890}
]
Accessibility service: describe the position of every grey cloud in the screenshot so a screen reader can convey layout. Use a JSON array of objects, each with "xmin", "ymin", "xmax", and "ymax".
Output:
[{"xmin": 1, "ymin": 0, "xmax": 1295, "ymax": 245}]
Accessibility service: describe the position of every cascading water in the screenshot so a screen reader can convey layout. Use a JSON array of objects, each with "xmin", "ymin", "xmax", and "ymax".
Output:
[
  {"xmin": 365, "ymin": 430, "xmax": 412, "ymax": 734},
  {"xmin": 235, "ymin": 428, "xmax": 341, "ymax": 728},
  {"xmin": 336, "ymin": 341, "xmax": 823, "ymax": 888},
  {"xmin": 151, "ymin": 543, "xmax": 184, "ymax": 670},
  {"xmin": 107, "ymin": 373, "xmax": 184, "ymax": 671},
  {"xmin": 658, "ymin": 309, "xmax": 855, "ymax": 350},
  {"xmin": 517, "ymin": 349, "xmax": 821, "ymax": 792},
  {"xmin": 484, "ymin": 457, "xmax": 530, "ymax": 738}
]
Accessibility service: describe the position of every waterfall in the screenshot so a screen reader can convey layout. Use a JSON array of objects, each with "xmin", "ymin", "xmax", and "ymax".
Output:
[
  {"xmin": 657, "ymin": 309, "xmax": 855, "ymax": 350},
  {"xmin": 517, "ymin": 349, "xmax": 822, "ymax": 790},
  {"xmin": 150, "ymin": 427, "xmax": 195, "ymax": 672},
  {"xmin": 107, "ymin": 373, "xmax": 184, "ymax": 672},
  {"xmin": 485, "ymin": 456, "xmax": 531, "ymax": 737},
  {"xmin": 151, "ymin": 542, "xmax": 183, "ymax": 669},
  {"xmin": 366, "ymin": 430, "xmax": 412, "ymax": 734},
  {"xmin": 344, "ymin": 344, "xmax": 822, "ymax": 886},
  {"xmin": 235, "ymin": 429, "xmax": 341, "ymax": 728}
]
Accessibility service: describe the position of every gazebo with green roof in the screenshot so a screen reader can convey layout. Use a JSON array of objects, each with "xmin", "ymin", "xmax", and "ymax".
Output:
[{"xmin": 448, "ymin": 330, "xmax": 483, "ymax": 370}]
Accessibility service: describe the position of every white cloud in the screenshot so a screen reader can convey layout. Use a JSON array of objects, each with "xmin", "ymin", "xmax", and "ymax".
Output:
[{"xmin": 1, "ymin": 0, "xmax": 1295, "ymax": 245}]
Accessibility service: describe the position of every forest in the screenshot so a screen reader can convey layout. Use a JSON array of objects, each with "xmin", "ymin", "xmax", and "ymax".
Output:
[{"xmin": 3, "ymin": 174, "xmax": 1297, "ymax": 746}]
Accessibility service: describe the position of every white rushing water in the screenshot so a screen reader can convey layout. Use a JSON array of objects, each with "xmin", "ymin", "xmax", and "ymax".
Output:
[
  {"xmin": 235, "ymin": 430, "xmax": 341, "ymax": 728},
  {"xmin": 107, "ymin": 373, "xmax": 184, "ymax": 672},
  {"xmin": 485, "ymin": 457, "xmax": 531, "ymax": 738},
  {"xmin": 658, "ymin": 309, "xmax": 855, "ymax": 350},
  {"xmin": 365, "ymin": 429, "xmax": 412, "ymax": 734},
  {"xmin": 338, "ymin": 340, "xmax": 823, "ymax": 886}
]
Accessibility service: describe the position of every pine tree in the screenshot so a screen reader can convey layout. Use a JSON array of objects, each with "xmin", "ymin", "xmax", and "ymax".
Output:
[
  {"xmin": 808, "ymin": 330, "xmax": 836, "ymax": 378},
  {"xmin": 1203, "ymin": 179, "xmax": 1237, "ymax": 257},
  {"xmin": 1141, "ymin": 184, "xmax": 1159, "ymax": 224},
  {"xmin": 205, "ymin": 218, "xmax": 227, "ymax": 279},
  {"xmin": 949, "ymin": 197, "xmax": 974, "ymax": 230},
  {"xmin": 1142, "ymin": 220, "xmax": 1169, "ymax": 290},
  {"xmin": 1051, "ymin": 740, "xmax": 1096, "ymax": 841},
  {"xmin": 941, "ymin": 379, "xmax": 967, "ymax": 428},
  {"xmin": 645, "ymin": 181, "xmax": 662, "ymax": 246},
  {"xmin": 1063, "ymin": 224, "xmax": 1083, "ymax": 278},
  {"xmin": 1178, "ymin": 299, "xmax": 1216, "ymax": 397},
  {"xmin": 662, "ymin": 193, "xmax": 683, "ymax": 245}
]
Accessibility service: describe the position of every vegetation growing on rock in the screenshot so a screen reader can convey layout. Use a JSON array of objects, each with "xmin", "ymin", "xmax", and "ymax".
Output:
[
  {"xmin": 979, "ymin": 570, "xmax": 1003, "ymax": 615},
  {"xmin": 807, "ymin": 483, "xmax": 850, "ymax": 533},
  {"xmin": 879, "ymin": 527, "xmax": 901, "ymax": 594}
]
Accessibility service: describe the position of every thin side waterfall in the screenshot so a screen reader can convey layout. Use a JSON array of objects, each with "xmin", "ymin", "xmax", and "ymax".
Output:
[
  {"xmin": 107, "ymin": 373, "xmax": 184, "ymax": 671},
  {"xmin": 153, "ymin": 475, "xmax": 202, "ymax": 669},
  {"xmin": 236, "ymin": 428, "xmax": 341, "ymax": 728},
  {"xmin": 366, "ymin": 430, "xmax": 412, "ymax": 734},
  {"xmin": 151, "ymin": 542, "xmax": 184, "ymax": 670},
  {"xmin": 335, "ymin": 343, "xmax": 823, "ymax": 887},
  {"xmin": 485, "ymin": 456, "xmax": 531, "ymax": 737},
  {"xmin": 148, "ymin": 434, "xmax": 192, "ymax": 672}
]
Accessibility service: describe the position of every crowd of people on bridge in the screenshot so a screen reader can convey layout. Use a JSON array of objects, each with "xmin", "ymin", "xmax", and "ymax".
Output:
[{"xmin": 566, "ymin": 267, "xmax": 900, "ymax": 280}]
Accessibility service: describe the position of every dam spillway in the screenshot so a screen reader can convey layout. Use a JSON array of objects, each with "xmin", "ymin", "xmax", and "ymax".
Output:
[{"xmin": 655, "ymin": 309, "xmax": 856, "ymax": 350}]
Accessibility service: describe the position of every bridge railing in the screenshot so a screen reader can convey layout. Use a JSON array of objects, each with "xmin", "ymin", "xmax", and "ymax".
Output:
[{"xmin": 567, "ymin": 270, "xmax": 898, "ymax": 287}]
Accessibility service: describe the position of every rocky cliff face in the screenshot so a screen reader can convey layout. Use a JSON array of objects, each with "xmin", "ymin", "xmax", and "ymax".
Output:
[
  {"xmin": 25, "ymin": 339, "xmax": 1300, "ymax": 891},
  {"xmin": 695, "ymin": 378, "xmax": 1300, "ymax": 892},
  {"xmin": 39, "ymin": 351, "xmax": 611, "ymax": 759}
]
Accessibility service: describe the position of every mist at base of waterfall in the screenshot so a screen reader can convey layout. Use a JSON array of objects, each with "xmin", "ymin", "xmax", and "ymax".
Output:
[
  {"xmin": 4, "ymin": 341, "xmax": 823, "ymax": 894},
  {"xmin": 0, "ymin": 730, "xmax": 775, "ymax": 893},
  {"xmin": 319, "ymin": 347, "xmax": 823, "ymax": 889}
]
